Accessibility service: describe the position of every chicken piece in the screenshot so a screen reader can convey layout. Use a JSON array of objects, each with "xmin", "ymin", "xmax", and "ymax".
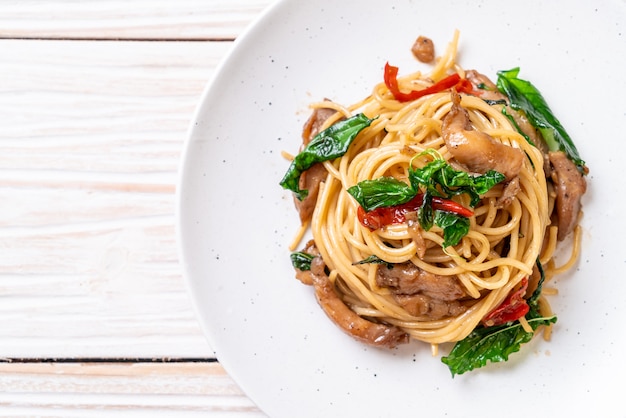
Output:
[
  {"xmin": 548, "ymin": 151, "xmax": 587, "ymax": 240},
  {"xmin": 301, "ymin": 105, "xmax": 337, "ymax": 146},
  {"xmin": 464, "ymin": 70, "xmax": 557, "ymax": 180},
  {"xmin": 411, "ymin": 36, "xmax": 435, "ymax": 63},
  {"xmin": 442, "ymin": 90, "xmax": 525, "ymax": 181},
  {"xmin": 376, "ymin": 262, "xmax": 466, "ymax": 301},
  {"xmin": 465, "ymin": 69, "xmax": 507, "ymax": 102},
  {"xmin": 394, "ymin": 293, "xmax": 466, "ymax": 318},
  {"xmin": 294, "ymin": 163, "xmax": 327, "ymax": 223},
  {"xmin": 376, "ymin": 261, "xmax": 467, "ymax": 320},
  {"xmin": 496, "ymin": 177, "xmax": 521, "ymax": 209},
  {"xmin": 309, "ymin": 257, "xmax": 409, "ymax": 348},
  {"xmin": 293, "ymin": 105, "xmax": 337, "ymax": 223}
]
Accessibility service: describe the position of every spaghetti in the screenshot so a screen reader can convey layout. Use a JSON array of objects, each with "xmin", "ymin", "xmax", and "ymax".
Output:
[{"xmin": 280, "ymin": 31, "xmax": 586, "ymax": 374}]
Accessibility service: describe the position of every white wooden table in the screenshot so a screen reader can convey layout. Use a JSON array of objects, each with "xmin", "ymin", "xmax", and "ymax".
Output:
[{"xmin": 0, "ymin": 1, "xmax": 273, "ymax": 415}]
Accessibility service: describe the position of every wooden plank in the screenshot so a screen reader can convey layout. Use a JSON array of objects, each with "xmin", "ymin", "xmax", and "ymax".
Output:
[
  {"xmin": 0, "ymin": 39, "xmax": 230, "ymax": 358},
  {"xmin": 0, "ymin": 361, "xmax": 265, "ymax": 416},
  {"xmin": 0, "ymin": 2, "xmax": 272, "ymax": 414},
  {"xmin": 0, "ymin": 0, "xmax": 273, "ymax": 40}
]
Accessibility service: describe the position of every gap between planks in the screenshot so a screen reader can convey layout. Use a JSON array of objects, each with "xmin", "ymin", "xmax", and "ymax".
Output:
[
  {"xmin": 0, "ymin": 36, "xmax": 236, "ymax": 42},
  {"xmin": 0, "ymin": 358, "xmax": 224, "ymax": 377}
]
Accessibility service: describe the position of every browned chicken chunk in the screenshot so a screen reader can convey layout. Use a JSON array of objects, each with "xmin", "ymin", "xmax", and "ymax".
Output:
[
  {"xmin": 376, "ymin": 261, "xmax": 467, "ymax": 320},
  {"xmin": 293, "ymin": 241, "xmax": 409, "ymax": 348},
  {"xmin": 411, "ymin": 36, "xmax": 435, "ymax": 63},
  {"xmin": 442, "ymin": 91, "xmax": 525, "ymax": 181},
  {"xmin": 310, "ymin": 257, "xmax": 409, "ymax": 348},
  {"xmin": 465, "ymin": 69, "xmax": 507, "ymax": 102},
  {"xmin": 293, "ymin": 105, "xmax": 337, "ymax": 223},
  {"xmin": 549, "ymin": 151, "xmax": 587, "ymax": 240}
]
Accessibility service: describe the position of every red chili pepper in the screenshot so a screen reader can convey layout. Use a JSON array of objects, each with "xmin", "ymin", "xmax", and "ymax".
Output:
[
  {"xmin": 453, "ymin": 77, "xmax": 477, "ymax": 96},
  {"xmin": 357, "ymin": 193, "xmax": 473, "ymax": 231},
  {"xmin": 481, "ymin": 278, "xmax": 530, "ymax": 327},
  {"xmin": 431, "ymin": 196, "xmax": 474, "ymax": 218},
  {"xmin": 384, "ymin": 62, "xmax": 462, "ymax": 102},
  {"xmin": 357, "ymin": 196, "xmax": 420, "ymax": 230}
]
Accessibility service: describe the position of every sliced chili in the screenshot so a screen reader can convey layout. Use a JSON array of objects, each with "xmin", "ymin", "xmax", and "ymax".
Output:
[
  {"xmin": 481, "ymin": 278, "xmax": 530, "ymax": 327},
  {"xmin": 453, "ymin": 78, "xmax": 478, "ymax": 96},
  {"xmin": 357, "ymin": 193, "xmax": 473, "ymax": 231},
  {"xmin": 431, "ymin": 196, "xmax": 474, "ymax": 218},
  {"xmin": 384, "ymin": 62, "xmax": 462, "ymax": 102}
]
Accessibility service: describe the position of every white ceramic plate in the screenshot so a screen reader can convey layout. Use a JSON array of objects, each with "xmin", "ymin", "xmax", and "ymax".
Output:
[{"xmin": 177, "ymin": 0, "xmax": 626, "ymax": 416}]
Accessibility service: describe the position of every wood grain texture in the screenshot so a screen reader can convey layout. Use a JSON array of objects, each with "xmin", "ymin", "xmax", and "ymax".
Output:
[
  {"xmin": 0, "ymin": 362, "xmax": 265, "ymax": 416},
  {"xmin": 0, "ymin": 1, "xmax": 275, "ymax": 414},
  {"xmin": 0, "ymin": 0, "xmax": 274, "ymax": 40},
  {"xmin": 0, "ymin": 39, "xmax": 231, "ymax": 358}
]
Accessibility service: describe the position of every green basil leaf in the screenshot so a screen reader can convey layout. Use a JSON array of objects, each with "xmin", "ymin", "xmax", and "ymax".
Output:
[
  {"xmin": 440, "ymin": 168, "xmax": 504, "ymax": 206},
  {"xmin": 472, "ymin": 170, "xmax": 506, "ymax": 195},
  {"xmin": 432, "ymin": 165, "xmax": 480, "ymax": 205},
  {"xmin": 434, "ymin": 211, "xmax": 470, "ymax": 247},
  {"xmin": 435, "ymin": 165, "xmax": 474, "ymax": 188},
  {"xmin": 348, "ymin": 149, "xmax": 502, "ymax": 251},
  {"xmin": 353, "ymin": 255, "xmax": 394, "ymax": 269},
  {"xmin": 347, "ymin": 177, "xmax": 415, "ymax": 212},
  {"xmin": 280, "ymin": 113, "xmax": 376, "ymax": 200},
  {"xmin": 441, "ymin": 315, "xmax": 557, "ymax": 377},
  {"xmin": 409, "ymin": 157, "xmax": 504, "ymax": 207},
  {"xmin": 290, "ymin": 252, "xmax": 315, "ymax": 271},
  {"xmin": 441, "ymin": 257, "xmax": 557, "ymax": 376},
  {"xmin": 496, "ymin": 68, "xmax": 585, "ymax": 172},
  {"xmin": 408, "ymin": 158, "xmax": 448, "ymax": 193}
]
